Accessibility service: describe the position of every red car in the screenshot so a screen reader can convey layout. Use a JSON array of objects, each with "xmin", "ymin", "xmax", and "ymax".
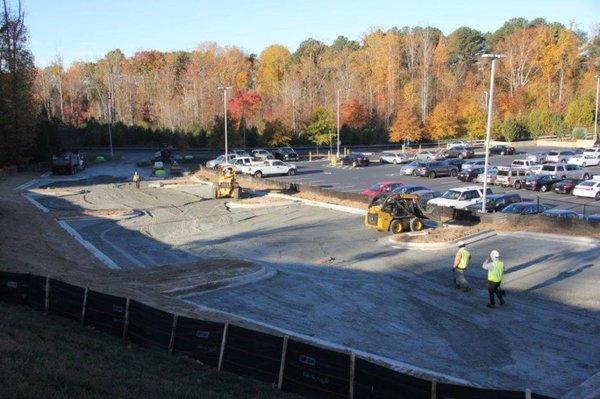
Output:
[{"xmin": 361, "ymin": 181, "xmax": 404, "ymax": 197}]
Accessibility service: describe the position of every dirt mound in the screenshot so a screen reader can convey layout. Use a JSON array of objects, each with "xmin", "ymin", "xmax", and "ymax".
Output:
[{"xmin": 392, "ymin": 225, "xmax": 489, "ymax": 243}]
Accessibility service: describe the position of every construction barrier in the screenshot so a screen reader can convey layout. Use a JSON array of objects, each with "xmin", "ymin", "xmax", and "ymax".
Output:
[
  {"xmin": 48, "ymin": 279, "xmax": 85, "ymax": 321},
  {"xmin": 172, "ymin": 316, "xmax": 224, "ymax": 367},
  {"xmin": 127, "ymin": 300, "xmax": 174, "ymax": 350},
  {"xmin": 222, "ymin": 325, "xmax": 283, "ymax": 384},
  {"xmin": 354, "ymin": 357, "xmax": 431, "ymax": 399},
  {"xmin": 84, "ymin": 290, "xmax": 127, "ymax": 336},
  {"xmin": 0, "ymin": 270, "xmax": 558, "ymax": 399},
  {"xmin": 282, "ymin": 339, "xmax": 351, "ymax": 399}
]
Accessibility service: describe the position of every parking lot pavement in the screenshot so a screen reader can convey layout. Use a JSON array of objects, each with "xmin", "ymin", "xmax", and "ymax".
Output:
[{"xmin": 272, "ymin": 147, "xmax": 600, "ymax": 215}]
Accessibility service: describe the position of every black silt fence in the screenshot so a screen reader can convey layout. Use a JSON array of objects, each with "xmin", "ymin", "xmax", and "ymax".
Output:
[
  {"xmin": 354, "ymin": 358, "xmax": 431, "ymax": 399},
  {"xmin": 27, "ymin": 274, "xmax": 46, "ymax": 311},
  {"xmin": 84, "ymin": 290, "xmax": 127, "ymax": 336},
  {"xmin": 0, "ymin": 272, "xmax": 29, "ymax": 305},
  {"xmin": 48, "ymin": 279, "xmax": 85, "ymax": 321},
  {"xmin": 282, "ymin": 340, "xmax": 350, "ymax": 399},
  {"xmin": 436, "ymin": 383, "xmax": 525, "ymax": 399},
  {"xmin": 127, "ymin": 300, "xmax": 174, "ymax": 350},
  {"xmin": 222, "ymin": 325, "xmax": 283, "ymax": 385},
  {"xmin": 172, "ymin": 316, "xmax": 224, "ymax": 367},
  {"xmin": 531, "ymin": 394, "xmax": 556, "ymax": 399}
]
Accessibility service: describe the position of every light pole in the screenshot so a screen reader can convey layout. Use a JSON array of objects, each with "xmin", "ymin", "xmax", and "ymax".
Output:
[
  {"xmin": 336, "ymin": 89, "xmax": 341, "ymax": 158},
  {"xmin": 480, "ymin": 54, "xmax": 505, "ymax": 213},
  {"xmin": 594, "ymin": 75, "xmax": 599, "ymax": 144},
  {"xmin": 107, "ymin": 94, "xmax": 114, "ymax": 158},
  {"xmin": 217, "ymin": 86, "xmax": 232, "ymax": 160}
]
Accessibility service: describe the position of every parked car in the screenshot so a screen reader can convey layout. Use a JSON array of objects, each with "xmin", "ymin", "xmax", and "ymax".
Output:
[
  {"xmin": 536, "ymin": 163, "xmax": 591, "ymax": 180},
  {"xmin": 526, "ymin": 151, "xmax": 548, "ymax": 163},
  {"xmin": 457, "ymin": 167, "xmax": 484, "ymax": 182},
  {"xmin": 340, "ymin": 153, "xmax": 370, "ymax": 167},
  {"xmin": 272, "ymin": 147, "xmax": 299, "ymax": 162},
  {"xmin": 495, "ymin": 167, "xmax": 531, "ymax": 189},
  {"xmin": 473, "ymin": 167, "xmax": 498, "ymax": 185},
  {"xmin": 445, "ymin": 145, "xmax": 474, "ymax": 159},
  {"xmin": 572, "ymin": 179, "xmax": 600, "ymax": 200},
  {"xmin": 583, "ymin": 147, "xmax": 600, "ymax": 157},
  {"xmin": 206, "ymin": 154, "xmax": 238, "ymax": 169},
  {"xmin": 553, "ymin": 178, "xmax": 582, "ymax": 194},
  {"xmin": 251, "ymin": 148, "xmax": 274, "ymax": 160},
  {"xmin": 586, "ymin": 214, "xmax": 600, "ymax": 222},
  {"xmin": 417, "ymin": 161, "xmax": 459, "ymax": 178},
  {"xmin": 523, "ymin": 174, "xmax": 559, "ymax": 192},
  {"xmin": 501, "ymin": 202, "xmax": 554, "ymax": 215},
  {"xmin": 231, "ymin": 149, "xmax": 250, "ymax": 157},
  {"xmin": 379, "ymin": 151, "xmax": 410, "ymax": 164},
  {"xmin": 416, "ymin": 150, "xmax": 444, "ymax": 162},
  {"xmin": 231, "ymin": 156, "xmax": 254, "ymax": 172},
  {"xmin": 541, "ymin": 209, "xmax": 582, "ymax": 219},
  {"xmin": 466, "ymin": 193, "xmax": 524, "ymax": 213},
  {"xmin": 461, "ymin": 159, "xmax": 486, "ymax": 172},
  {"xmin": 245, "ymin": 159, "xmax": 297, "ymax": 178},
  {"xmin": 545, "ymin": 150, "xmax": 576, "ymax": 163},
  {"xmin": 412, "ymin": 189, "xmax": 442, "ymax": 210},
  {"xmin": 567, "ymin": 154, "xmax": 600, "ymax": 167},
  {"xmin": 362, "ymin": 181, "xmax": 404, "ymax": 197},
  {"xmin": 444, "ymin": 159, "xmax": 466, "ymax": 169},
  {"xmin": 400, "ymin": 161, "xmax": 426, "ymax": 176},
  {"xmin": 511, "ymin": 159, "xmax": 538, "ymax": 171},
  {"xmin": 428, "ymin": 186, "xmax": 493, "ymax": 210},
  {"xmin": 488, "ymin": 144, "xmax": 515, "ymax": 156},
  {"xmin": 446, "ymin": 140, "xmax": 470, "ymax": 149},
  {"xmin": 392, "ymin": 184, "xmax": 430, "ymax": 195}
]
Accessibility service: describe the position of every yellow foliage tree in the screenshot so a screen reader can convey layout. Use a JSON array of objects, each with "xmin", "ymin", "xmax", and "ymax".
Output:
[
  {"xmin": 460, "ymin": 101, "xmax": 486, "ymax": 139},
  {"xmin": 427, "ymin": 101, "xmax": 460, "ymax": 140},
  {"xmin": 389, "ymin": 105, "xmax": 422, "ymax": 142},
  {"xmin": 257, "ymin": 45, "xmax": 291, "ymax": 97}
]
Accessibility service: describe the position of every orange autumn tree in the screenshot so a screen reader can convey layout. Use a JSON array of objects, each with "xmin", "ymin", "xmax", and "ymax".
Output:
[
  {"xmin": 427, "ymin": 100, "xmax": 460, "ymax": 140},
  {"xmin": 389, "ymin": 105, "xmax": 422, "ymax": 142},
  {"xmin": 340, "ymin": 99, "xmax": 369, "ymax": 129}
]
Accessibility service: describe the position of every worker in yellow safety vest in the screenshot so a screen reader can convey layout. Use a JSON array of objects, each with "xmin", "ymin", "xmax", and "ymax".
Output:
[
  {"xmin": 482, "ymin": 250, "xmax": 506, "ymax": 308},
  {"xmin": 452, "ymin": 241, "xmax": 471, "ymax": 292},
  {"xmin": 132, "ymin": 171, "xmax": 141, "ymax": 189}
]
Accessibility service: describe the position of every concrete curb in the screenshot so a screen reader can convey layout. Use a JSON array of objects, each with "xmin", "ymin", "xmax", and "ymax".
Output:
[
  {"xmin": 387, "ymin": 229, "xmax": 497, "ymax": 250},
  {"xmin": 225, "ymin": 200, "xmax": 295, "ymax": 209},
  {"xmin": 265, "ymin": 192, "xmax": 366, "ymax": 215},
  {"xmin": 497, "ymin": 231, "xmax": 600, "ymax": 246},
  {"xmin": 56, "ymin": 220, "xmax": 120, "ymax": 269},
  {"xmin": 166, "ymin": 264, "xmax": 277, "ymax": 298}
]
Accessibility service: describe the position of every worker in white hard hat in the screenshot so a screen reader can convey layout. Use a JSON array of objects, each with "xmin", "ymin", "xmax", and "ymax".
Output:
[
  {"xmin": 482, "ymin": 249, "xmax": 506, "ymax": 308},
  {"xmin": 452, "ymin": 241, "xmax": 471, "ymax": 292}
]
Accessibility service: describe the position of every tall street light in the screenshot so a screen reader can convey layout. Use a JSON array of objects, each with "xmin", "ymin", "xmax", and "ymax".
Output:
[
  {"xmin": 480, "ymin": 54, "xmax": 505, "ymax": 213},
  {"xmin": 336, "ymin": 89, "xmax": 341, "ymax": 158},
  {"xmin": 217, "ymin": 86, "xmax": 232, "ymax": 160},
  {"xmin": 594, "ymin": 75, "xmax": 599, "ymax": 144},
  {"xmin": 107, "ymin": 93, "xmax": 114, "ymax": 158}
]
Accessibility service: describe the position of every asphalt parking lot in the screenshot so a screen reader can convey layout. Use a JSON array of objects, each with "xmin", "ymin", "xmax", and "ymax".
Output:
[{"xmin": 267, "ymin": 147, "xmax": 600, "ymax": 216}]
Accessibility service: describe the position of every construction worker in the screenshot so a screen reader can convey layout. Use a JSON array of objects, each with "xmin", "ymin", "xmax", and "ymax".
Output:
[
  {"xmin": 132, "ymin": 171, "xmax": 141, "ymax": 189},
  {"xmin": 452, "ymin": 241, "xmax": 471, "ymax": 292},
  {"xmin": 482, "ymin": 250, "xmax": 506, "ymax": 308}
]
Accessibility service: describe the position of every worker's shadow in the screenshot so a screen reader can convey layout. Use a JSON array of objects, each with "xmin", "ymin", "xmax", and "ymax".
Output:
[
  {"xmin": 525, "ymin": 263, "xmax": 594, "ymax": 292},
  {"xmin": 506, "ymin": 254, "xmax": 555, "ymax": 275}
]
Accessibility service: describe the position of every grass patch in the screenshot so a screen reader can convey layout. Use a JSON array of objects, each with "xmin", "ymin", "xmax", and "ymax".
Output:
[{"xmin": 0, "ymin": 302, "xmax": 296, "ymax": 399}]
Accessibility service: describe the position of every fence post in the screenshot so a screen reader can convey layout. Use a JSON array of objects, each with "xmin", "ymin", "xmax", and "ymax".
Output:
[
  {"xmin": 431, "ymin": 379, "xmax": 437, "ymax": 399},
  {"xmin": 44, "ymin": 276, "xmax": 50, "ymax": 314},
  {"xmin": 536, "ymin": 196, "xmax": 540, "ymax": 213},
  {"xmin": 418, "ymin": 144, "xmax": 422, "ymax": 152},
  {"xmin": 80, "ymin": 287, "xmax": 88, "ymax": 322},
  {"xmin": 583, "ymin": 203, "xmax": 586, "ymax": 216},
  {"xmin": 525, "ymin": 388, "xmax": 531, "ymax": 399},
  {"xmin": 122, "ymin": 298, "xmax": 131, "ymax": 338},
  {"xmin": 309, "ymin": 152, "xmax": 312, "ymax": 162},
  {"xmin": 168, "ymin": 315, "xmax": 178, "ymax": 354},
  {"xmin": 349, "ymin": 352, "xmax": 356, "ymax": 399},
  {"xmin": 277, "ymin": 335, "xmax": 289, "ymax": 389},
  {"xmin": 217, "ymin": 321, "xmax": 229, "ymax": 371}
]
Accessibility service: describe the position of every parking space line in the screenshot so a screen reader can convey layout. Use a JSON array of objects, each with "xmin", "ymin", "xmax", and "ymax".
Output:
[
  {"xmin": 57, "ymin": 220, "xmax": 120, "ymax": 269},
  {"xmin": 22, "ymin": 194, "xmax": 49, "ymax": 213}
]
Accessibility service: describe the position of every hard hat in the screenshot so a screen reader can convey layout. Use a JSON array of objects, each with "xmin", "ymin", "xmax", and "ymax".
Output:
[
  {"xmin": 457, "ymin": 241, "xmax": 466, "ymax": 248},
  {"xmin": 490, "ymin": 250, "xmax": 500, "ymax": 259}
]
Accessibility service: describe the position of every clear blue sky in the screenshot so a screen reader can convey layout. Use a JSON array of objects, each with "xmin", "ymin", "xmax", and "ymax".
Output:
[{"xmin": 21, "ymin": 0, "xmax": 600, "ymax": 67}]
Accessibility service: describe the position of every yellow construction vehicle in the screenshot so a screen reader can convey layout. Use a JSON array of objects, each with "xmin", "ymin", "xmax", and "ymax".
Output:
[
  {"xmin": 365, "ymin": 193, "xmax": 427, "ymax": 234},
  {"xmin": 214, "ymin": 166, "xmax": 241, "ymax": 199}
]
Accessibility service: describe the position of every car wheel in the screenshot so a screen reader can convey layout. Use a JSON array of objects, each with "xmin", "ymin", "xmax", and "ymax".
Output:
[
  {"xmin": 514, "ymin": 181, "xmax": 522, "ymax": 189},
  {"xmin": 582, "ymin": 162, "xmax": 586, "ymax": 167},
  {"xmin": 411, "ymin": 170, "xmax": 418, "ymax": 177},
  {"xmin": 288, "ymin": 168, "xmax": 296, "ymax": 176},
  {"xmin": 501, "ymin": 151, "xmax": 506, "ymax": 156},
  {"xmin": 450, "ymin": 169, "xmax": 458, "ymax": 177},
  {"xmin": 352, "ymin": 161, "xmax": 357, "ymax": 167},
  {"xmin": 393, "ymin": 159, "xmax": 398, "ymax": 165},
  {"xmin": 596, "ymin": 192, "xmax": 600, "ymax": 201},
  {"xmin": 389, "ymin": 219, "xmax": 404, "ymax": 234},
  {"xmin": 458, "ymin": 154, "xmax": 464, "ymax": 159},
  {"xmin": 380, "ymin": 158, "xmax": 385, "ymax": 164},
  {"xmin": 541, "ymin": 185, "xmax": 548, "ymax": 192},
  {"xmin": 560, "ymin": 159, "xmax": 566, "ymax": 163},
  {"xmin": 254, "ymin": 171, "xmax": 263, "ymax": 178},
  {"xmin": 410, "ymin": 218, "xmax": 423, "ymax": 232},
  {"xmin": 583, "ymin": 173, "xmax": 590, "ymax": 180},
  {"xmin": 429, "ymin": 171, "xmax": 436, "ymax": 179},
  {"xmin": 561, "ymin": 175, "xmax": 567, "ymax": 180}
]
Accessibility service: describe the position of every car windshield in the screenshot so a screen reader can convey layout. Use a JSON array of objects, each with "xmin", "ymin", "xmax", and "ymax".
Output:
[
  {"xmin": 442, "ymin": 190, "xmax": 462, "ymax": 200},
  {"xmin": 279, "ymin": 148, "xmax": 293, "ymax": 153},
  {"xmin": 369, "ymin": 183, "xmax": 382, "ymax": 191}
]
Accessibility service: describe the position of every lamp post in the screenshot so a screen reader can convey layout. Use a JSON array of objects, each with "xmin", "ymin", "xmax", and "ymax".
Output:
[
  {"xmin": 107, "ymin": 93, "xmax": 114, "ymax": 158},
  {"xmin": 480, "ymin": 54, "xmax": 505, "ymax": 213},
  {"xmin": 336, "ymin": 89, "xmax": 341, "ymax": 158},
  {"xmin": 594, "ymin": 75, "xmax": 599, "ymax": 144},
  {"xmin": 217, "ymin": 86, "xmax": 232, "ymax": 160}
]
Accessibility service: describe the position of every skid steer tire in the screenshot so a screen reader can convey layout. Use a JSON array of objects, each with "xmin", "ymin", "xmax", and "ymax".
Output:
[
  {"xmin": 389, "ymin": 219, "xmax": 404, "ymax": 234},
  {"xmin": 410, "ymin": 218, "xmax": 423, "ymax": 231}
]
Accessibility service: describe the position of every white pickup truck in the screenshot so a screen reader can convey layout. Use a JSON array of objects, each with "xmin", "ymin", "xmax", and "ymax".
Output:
[
  {"xmin": 243, "ymin": 159, "xmax": 297, "ymax": 178},
  {"xmin": 428, "ymin": 186, "xmax": 493, "ymax": 210}
]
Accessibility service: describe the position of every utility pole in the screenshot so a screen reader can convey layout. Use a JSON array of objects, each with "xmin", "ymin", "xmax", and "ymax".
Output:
[
  {"xmin": 336, "ymin": 89, "xmax": 341, "ymax": 158},
  {"xmin": 594, "ymin": 75, "xmax": 599, "ymax": 144},
  {"xmin": 107, "ymin": 94, "xmax": 114, "ymax": 158},
  {"xmin": 217, "ymin": 86, "xmax": 232, "ymax": 160},
  {"xmin": 480, "ymin": 54, "xmax": 505, "ymax": 213}
]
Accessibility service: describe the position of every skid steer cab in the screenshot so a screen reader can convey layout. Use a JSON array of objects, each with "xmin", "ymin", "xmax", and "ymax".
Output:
[
  {"xmin": 365, "ymin": 193, "xmax": 426, "ymax": 234},
  {"xmin": 214, "ymin": 166, "xmax": 241, "ymax": 199}
]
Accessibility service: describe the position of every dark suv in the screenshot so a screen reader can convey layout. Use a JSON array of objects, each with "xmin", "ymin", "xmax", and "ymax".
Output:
[
  {"xmin": 417, "ymin": 161, "xmax": 459, "ymax": 178},
  {"xmin": 340, "ymin": 153, "xmax": 370, "ymax": 167},
  {"xmin": 466, "ymin": 193, "xmax": 524, "ymax": 213},
  {"xmin": 273, "ymin": 147, "xmax": 299, "ymax": 161},
  {"xmin": 444, "ymin": 145, "xmax": 475, "ymax": 159}
]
